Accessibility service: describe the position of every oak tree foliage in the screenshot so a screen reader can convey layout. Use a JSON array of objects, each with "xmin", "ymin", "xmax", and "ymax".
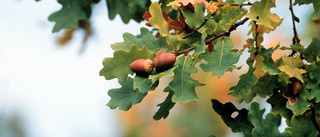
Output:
[{"xmin": 42, "ymin": 0, "xmax": 320, "ymax": 136}]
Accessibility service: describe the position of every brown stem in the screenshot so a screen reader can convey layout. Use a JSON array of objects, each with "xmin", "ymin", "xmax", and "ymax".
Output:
[
  {"xmin": 174, "ymin": 46, "xmax": 194, "ymax": 56},
  {"xmin": 310, "ymin": 104, "xmax": 320, "ymax": 133},
  {"xmin": 289, "ymin": 0, "xmax": 300, "ymax": 45},
  {"xmin": 182, "ymin": 18, "xmax": 208, "ymax": 39},
  {"xmin": 289, "ymin": 0, "xmax": 301, "ymax": 58},
  {"xmin": 205, "ymin": 17, "xmax": 249, "ymax": 45},
  {"xmin": 218, "ymin": 2, "xmax": 253, "ymax": 7}
]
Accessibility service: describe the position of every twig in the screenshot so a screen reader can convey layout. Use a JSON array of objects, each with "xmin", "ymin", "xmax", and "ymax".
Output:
[
  {"xmin": 310, "ymin": 104, "xmax": 320, "ymax": 132},
  {"xmin": 289, "ymin": 0, "xmax": 301, "ymax": 57},
  {"xmin": 254, "ymin": 20, "xmax": 259, "ymax": 56},
  {"xmin": 174, "ymin": 46, "xmax": 194, "ymax": 56},
  {"xmin": 205, "ymin": 17, "xmax": 249, "ymax": 45},
  {"xmin": 182, "ymin": 18, "xmax": 208, "ymax": 39},
  {"xmin": 289, "ymin": 0, "xmax": 300, "ymax": 45},
  {"xmin": 218, "ymin": 2, "xmax": 253, "ymax": 7}
]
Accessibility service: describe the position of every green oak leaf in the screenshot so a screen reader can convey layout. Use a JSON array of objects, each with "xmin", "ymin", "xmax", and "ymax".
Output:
[
  {"xmin": 278, "ymin": 72, "xmax": 291, "ymax": 84},
  {"xmin": 219, "ymin": 6, "xmax": 248, "ymax": 30},
  {"xmin": 133, "ymin": 75, "xmax": 159, "ymax": 93},
  {"xmin": 99, "ymin": 45, "xmax": 155, "ymax": 83},
  {"xmin": 286, "ymin": 116, "xmax": 319, "ymax": 137},
  {"xmin": 286, "ymin": 87, "xmax": 311, "ymax": 116},
  {"xmin": 229, "ymin": 60, "xmax": 257, "ymax": 98},
  {"xmin": 149, "ymin": 2, "xmax": 170, "ymax": 37},
  {"xmin": 153, "ymin": 87, "xmax": 176, "ymax": 120},
  {"xmin": 235, "ymin": 0, "xmax": 246, "ymax": 4},
  {"xmin": 169, "ymin": 55, "xmax": 205, "ymax": 104},
  {"xmin": 261, "ymin": 59, "xmax": 281, "ymax": 75},
  {"xmin": 211, "ymin": 99, "xmax": 254, "ymax": 136},
  {"xmin": 182, "ymin": 3, "xmax": 217, "ymax": 35},
  {"xmin": 106, "ymin": 0, "xmax": 150, "ymax": 23},
  {"xmin": 267, "ymin": 92, "xmax": 294, "ymax": 127},
  {"xmin": 200, "ymin": 37, "xmax": 240, "ymax": 77},
  {"xmin": 305, "ymin": 62, "xmax": 320, "ymax": 84},
  {"xmin": 246, "ymin": 0, "xmax": 283, "ymax": 30},
  {"xmin": 303, "ymin": 37, "xmax": 320, "ymax": 62},
  {"xmin": 279, "ymin": 56, "xmax": 306, "ymax": 83},
  {"xmin": 306, "ymin": 81, "xmax": 320, "ymax": 103},
  {"xmin": 48, "ymin": 0, "xmax": 91, "ymax": 32},
  {"xmin": 248, "ymin": 102, "xmax": 292, "ymax": 137},
  {"xmin": 238, "ymin": 75, "xmax": 277, "ymax": 103},
  {"xmin": 166, "ymin": 34, "xmax": 181, "ymax": 51},
  {"xmin": 192, "ymin": 33, "xmax": 207, "ymax": 66},
  {"xmin": 107, "ymin": 77, "xmax": 147, "ymax": 111},
  {"xmin": 149, "ymin": 67, "xmax": 176, "ymax": 84},
  {"xmin": 111, "ymin": 27, "xmax": 168, "ymax": 52}
]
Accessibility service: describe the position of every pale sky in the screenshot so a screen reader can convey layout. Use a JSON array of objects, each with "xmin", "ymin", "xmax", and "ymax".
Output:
[{"xmin": 0, "ymin": 0, "xmax": 146, "ymax": 137}]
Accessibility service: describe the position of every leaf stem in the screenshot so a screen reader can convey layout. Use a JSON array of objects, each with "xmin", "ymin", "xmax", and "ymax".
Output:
[
  {"xmin": 310, "ymin": 104, "xmax": 320, "ymax": 132},
  {"xmin": 182, "ymin": 18, "xmax": 208, "ymax": 39},
  {"xmin": 205, "ymin": 17, "xmax": 249, "ymax": 45}
]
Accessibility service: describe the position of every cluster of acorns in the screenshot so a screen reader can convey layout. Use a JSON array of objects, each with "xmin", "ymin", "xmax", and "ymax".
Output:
[{"xmin": 130, "ymin": 51, "xmax": 176, "ymax": 76}]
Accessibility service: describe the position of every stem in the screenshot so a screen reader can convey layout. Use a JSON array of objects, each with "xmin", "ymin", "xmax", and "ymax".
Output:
[
  {"xmin": 182, "ymin": 18, "xmax": 208, "ymax": 39},
  {"xmin": 310, "ymin": 104, "xmax": 320, "ymax": 132},
  {"xmin": 218, "ymin": 2, "xmax": 253, "ymax": 7},
  {"xmin": 205, "ymin": 17, "xmax": 249, "ymax": 45},
  {"xmin": 174, "ymin": 46, "xmax": 194, "ymax": 56},
  {"xmin": 289, "ymin": 0, "xmax": 300, "ymax": 45}
]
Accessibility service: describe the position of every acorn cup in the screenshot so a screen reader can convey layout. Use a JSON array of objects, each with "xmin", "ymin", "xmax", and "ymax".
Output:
[
  {"xmin": 130, "ymin": 59, "xmax": 154, "ymax": 77},
  {"xmin": 154, "ymin": 52, "xmax": 176, "ymax": 72}
]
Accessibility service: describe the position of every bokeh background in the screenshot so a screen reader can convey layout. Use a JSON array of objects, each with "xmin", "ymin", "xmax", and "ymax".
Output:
[{"xmin": 0, "ymin": 0, "xmax": 318, "ymax": 137}]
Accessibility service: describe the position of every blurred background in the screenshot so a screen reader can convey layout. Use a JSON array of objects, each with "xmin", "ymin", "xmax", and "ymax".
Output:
[{"xmin": 0, "ymin": 0, "xmax": 318, "ymax": 137}]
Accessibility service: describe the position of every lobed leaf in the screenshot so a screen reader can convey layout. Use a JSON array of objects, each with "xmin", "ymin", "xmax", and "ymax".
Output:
[
  {"xmin": 106, "ymin": 0, "xmax": 150, "ymax": 23},
  {"xmin": 133, "ymin": 75, "xmax": 159, "ymax": 93},
  {"xmin": 200, "ymin": 37, "xmax": 240, "ymax": 77},
  {"xmin": 99, "ymin": 45, "xmax": 155, "ymax": 83},
  {"xmin": 303, "ymin": 37, "xmax": 320, "ymax": 62},
  {"xmin": 286, "ymin": 116, "xmax": 319, "ymax": 137},
  {"xmin": 107, "ymin": 77, "xmax": 147, "ymax": 111},
  {"xmin": 169, "ymin": 55, "xmax": 205, "ymax": 104},
  {"xmin": 229, "ymin": 60, "xmax": 257, "ymax": 98},
  {"xmin": 111, "ymin": 27, "xmax": 168, "ymax": 52},
  {"xmin": 48, "ymin": 0, "xmax": 91, "ymax": 32},
  {"xmin": 246, "ymin": 0, "xmax": 283, "ymax": 30},
  {"xmin": 279, "ymin": 56, "xmax": 306, "ymax": 83},
  {"xmin": 286, "ymin": 87, "xmax": 311, "ymax": 116},
  {"xmin": 211, "ymin": 99, "xmax": 254, "ymax": 136},
  {"xmin": 182, "ymin": 3, "xmax": 217, "ymax": 35},
  {"xmin": 149, "ymin": 2, "xmax": 170, "ymax": 37},
  {"xmin": 248, "ymin": 102, "xmax": 292, "ymax": 137},
  {"xmin": 153, "ymin": 87, "xmax": 176, "ymax": 120}
]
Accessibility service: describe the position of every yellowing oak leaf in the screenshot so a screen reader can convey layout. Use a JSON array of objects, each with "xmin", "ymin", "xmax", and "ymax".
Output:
[
  {"xmin": 279, "ymin": 56, "xmax": 306, "ymax": 83},
  {"xmin": 149, "ymin": 2, "xmax": 170, "ymax": 37},
  {"xmin": 246, "ymin": 0, "xmax": 283, "ymax": 30}
]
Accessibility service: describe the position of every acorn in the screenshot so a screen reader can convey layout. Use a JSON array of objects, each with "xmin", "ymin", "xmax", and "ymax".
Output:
[
  {"xmin": 194, "ymin": 0, "xmax": 206, "ymax": 12},
  {"xmin": 290, "ymin": 77, "xmax": 302, "ymax": 95},
  {"xmin": 154, "ymin": 52, "xmax": 176, "ymax": 72},
  {"xmin": 130, "ymin": 59, "xmax": 154, "ymax": 76}
]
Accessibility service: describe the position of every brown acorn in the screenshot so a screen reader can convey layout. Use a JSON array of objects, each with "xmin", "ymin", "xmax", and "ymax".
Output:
[
  {"xmin": 290, "ymin": 77, "xmax": 302, "ymax": 95},
  {"xmin": 130, "ymin": 59, "xmax": 154, "ymax": 76},
  {"xmin": 154, "ymin": 52, "xmax": 176, "ymax": 72}
]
